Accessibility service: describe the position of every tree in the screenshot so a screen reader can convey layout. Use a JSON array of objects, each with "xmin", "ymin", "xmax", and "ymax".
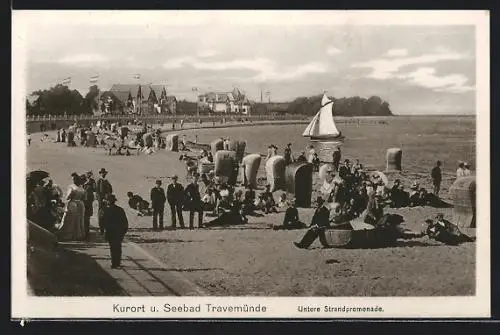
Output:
[
  {"xmin": 30, "ymin": 84, "xmax": 84, "ymax": 115},
  {"xmin": 81, "ymin": 85, "xmax": 100, "ymax": 114}
]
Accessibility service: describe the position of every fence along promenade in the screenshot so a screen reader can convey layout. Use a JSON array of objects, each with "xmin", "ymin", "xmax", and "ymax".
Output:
[{"xmin": 26, "ymin": 113, "xmax": 395, "ymax": 124}]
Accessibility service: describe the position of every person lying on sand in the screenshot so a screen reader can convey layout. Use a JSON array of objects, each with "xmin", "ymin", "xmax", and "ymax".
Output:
[
  {"xmin": 423, "ymin": 213, "xmax": 475, "ymax": 245},
  {"xmin": 201, "ymin": 190, "xmax": 248, "ymax": 228}
]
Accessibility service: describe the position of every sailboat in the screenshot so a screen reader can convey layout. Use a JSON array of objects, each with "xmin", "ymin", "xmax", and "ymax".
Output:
[{"xmin": 302, "ymin": 93, "xmax": 344, "ymax": 141}]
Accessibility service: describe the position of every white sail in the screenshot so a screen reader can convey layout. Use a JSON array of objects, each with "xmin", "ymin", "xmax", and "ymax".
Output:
[
  {"xmin": 302, "ymin": 94, "xmax": 341, "ymax": 138},
  {"xmin": 302, "ymin": 111, "xmax": 320, "ymax": 137},
  {"xmin": 318, "ymin": 94, "xmax": 340, "ymax": 137}
]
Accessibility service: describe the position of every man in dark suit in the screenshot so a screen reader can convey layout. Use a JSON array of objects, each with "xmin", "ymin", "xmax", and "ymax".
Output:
[
  {"xmin": 293, "ymin": 196, "xmax": 330, "ymax": 249},
  {"xmin": 431, "ymin": 160, "xmax": 442, "ymax": 197},
  {"xmin": 102, "ymin": 194, "xmax": 128, "ymax": 269},
  {"xmin": 167, "ymin": 175, "xmax": 185, "ymax": 229},
  {"xmin": 96, "ymin": 168, "xmax": 113, "ymax": 235},
  {"xmin": 184, "ymin": 173, "xmax": 203, "ymax": 229},
  {"xmin": 150, "ymin": 180, "xmax": 166, "ymax": 230}
]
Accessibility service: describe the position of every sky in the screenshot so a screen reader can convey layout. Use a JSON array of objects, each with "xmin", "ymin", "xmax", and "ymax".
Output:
[{"xmin": 16, "ymin": 11, "xmax": 478, "ymax": 115}]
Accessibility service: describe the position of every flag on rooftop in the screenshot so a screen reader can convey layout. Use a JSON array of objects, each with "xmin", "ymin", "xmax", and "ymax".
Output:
[
  {"xmin": 61, "ymin": 77, "xmax": 71, "ymax": 85},
  {"xmin": 90, "ymin": 75, "xmax": 99, "ymax": 84}
]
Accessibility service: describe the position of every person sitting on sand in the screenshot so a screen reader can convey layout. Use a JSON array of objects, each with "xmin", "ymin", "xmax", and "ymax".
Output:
[
  {"xmin": 409, "ymin": 182, "xmax": 420, "ymax": 207},
  {"xmin": 207, "ymin": 151, "xmax": 214, "ymax": 163},
  {"xmin": 261, "ymin": 184, "xmax": 278, "ymax": 214},
  {"xmin": 241, "ymin": 185, "xmax": 256, "ymax": 215},
  {"xmin": 277, "ymin": 192, "xmax": 288, "ymax": 209},
  {"xmin": 295, "ymin": 151, "xmax": 307, "ymax": 163},
  {"xmin": 350, "ymin": 186, "xmax": 369, "ymax": 218},
  {"xmin": 202, "ymin": 188, "xmax": 217, "ymax": 214},
  {"xmin": 127, "ymin": 192, "xmax": 151, "ymax": 216},
  {"xmin": 293, "ymin": 196, "xmax": 330, "ymax": 249},
  {"xmin": 423, "ymin": 213, "xmax": 475, "ymax": 245},
  {"xmin": 202, "ymin": 190, "xmax": 248, "ymax": 228},
  {"xmin": 311, "ymin": 153, "xmax": 320, "ymax": 172},
  {"xmin": 363, "ymin": 190, "xmax": 384, "ymax": 226},
  {"xmin": 390, "ymin": 179, "xmax": 402, "ymax": 208},
  {"xmin": 273, "ymin": 199, "xmax": 305, "ymax": 230}
]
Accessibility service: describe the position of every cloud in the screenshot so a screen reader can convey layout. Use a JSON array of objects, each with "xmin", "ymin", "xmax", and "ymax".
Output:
[
  {"xmin": 255, "ymin": 61, "xmax": 328, "ymax": 82},
  {"xmin": 197, "ymin": 50, "xmax": 218, "ymax": 58},
  {"xmin": 58, "ymin": 53, "xmax": 108, "ymax": 65},
  {"xmin": 404, "ymin": 67, "xmax": 474, "ymax": 93},
  {"xmin": 351, "ymin": 51, "xmax": 466, "ymax": 80},
  {"xmin": 386, "ymin": 48, "xmax": 408, "ymax": 57},
  {"xmin": 162, "ymin": 56, "xmax": 196, "ymax": 69},
  {"xmin": 162, "ymin": 55, "xmax": 328, "ymax": 82},
  {"xmin": 326, "ymin": 46, "xmax": 342, "ymax": 55}
]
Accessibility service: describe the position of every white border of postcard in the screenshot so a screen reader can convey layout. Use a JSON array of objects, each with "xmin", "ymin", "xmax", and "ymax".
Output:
[{"xmin": 11, "ymin": 10, "xmax": 490, "ymax": 319}]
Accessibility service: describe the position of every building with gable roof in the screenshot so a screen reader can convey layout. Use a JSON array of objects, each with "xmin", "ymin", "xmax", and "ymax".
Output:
[
  {"xmin": 109, "ymin": 84, "xmax": 176, "ymax": 115},
  {"xmin": 198, "ymin": 87, "xmax": 251, "ymax": 114}
]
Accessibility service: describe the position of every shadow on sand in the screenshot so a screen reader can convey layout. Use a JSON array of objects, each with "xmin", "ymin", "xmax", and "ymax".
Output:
[{"xmin": 28, "ymin": 242, "xmax": 127, "ymax": 296}]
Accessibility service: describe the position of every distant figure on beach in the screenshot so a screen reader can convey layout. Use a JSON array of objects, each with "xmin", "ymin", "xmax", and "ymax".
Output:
[
  {"xmin": 463, "ymin": 162, "xmax": 472, "ymax": 176},
  {"xmin": 61, "ymin": 129, "xmax": 66, "ymax": 143},
  {"xmin": 456, "ymin": 162, "xmax": 466, "ymax": 179},
  {"xmin": 431, "ymin": 160, "xmax": 442, "ymax": 196},
  {"xmin": 284, "ymin": 143, "xmax": 293, "ymax": 165},
  {"xmin": 180, "ymin": 119, "xmax": 184, "ymax": 129},
  {"xmin": 332, "ymin": 147, "xmax": 341, "ymax": 171},
  {"xmin": 27, "ymin": 133, "xmax": 31, "ymax": 146}
]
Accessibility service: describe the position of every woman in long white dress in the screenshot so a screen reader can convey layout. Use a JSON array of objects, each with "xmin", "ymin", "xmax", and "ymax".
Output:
[{"xmin": 57, "ymin": 173, "xmax": 86, "ymax": 241}]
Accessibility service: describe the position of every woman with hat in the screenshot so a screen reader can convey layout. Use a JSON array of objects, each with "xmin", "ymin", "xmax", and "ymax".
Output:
[{"xmin": 57, "ymin": 173, "xmax": 86, "ymax": 241}]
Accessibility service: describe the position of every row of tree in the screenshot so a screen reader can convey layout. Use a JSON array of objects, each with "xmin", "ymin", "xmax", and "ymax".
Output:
[
  {"xmin": 26, "ymin": 85, "xmax": 393, "ymax": 117},
  {"xmin": 284, "ymin": 95, "xmax": 393, "ymax": 116},
  {"xmin": 26, "ymin": 85, "xmax": 127, "ymax": 116}
]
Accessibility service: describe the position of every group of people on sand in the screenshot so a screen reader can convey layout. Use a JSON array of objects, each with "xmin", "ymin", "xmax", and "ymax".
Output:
[
  {"xmin": 290, "ymin": 154, "xmax": 475, "ymax": 249},
  {"xmin": 127, "ymin": 169, "xmax": 299, "ymax": 230}
]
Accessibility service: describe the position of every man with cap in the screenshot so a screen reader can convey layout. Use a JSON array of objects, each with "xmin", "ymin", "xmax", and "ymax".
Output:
[
  {"xmin": 167, "ymin": 175, "xmax": 185, "ymax": 229},
  {"xmin": 431, "ymin": 161, "xmax": 442, "ymax": 197},
  {"xmin": 184, "ymin": 173, "xmax": 203, "ymax": 229},
  {"xmin": 293, "ymin": 196, "xmax": 330, "ymax": 249},
  {"xmin": 101, "ymin": 194, "xmax": 128, "ymax": 269},
  {"xmin": 96, "ymin": 168, "xmax": 113, "ymax": 235},
  {"xmin": 150, "ymin": 179, "xmax": 167, "ymax": 230}
]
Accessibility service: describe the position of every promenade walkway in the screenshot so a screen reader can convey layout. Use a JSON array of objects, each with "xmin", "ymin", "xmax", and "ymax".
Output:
[{"xmin": 57, "ymin": 219, "xmax": 207, "ymax": 296}]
